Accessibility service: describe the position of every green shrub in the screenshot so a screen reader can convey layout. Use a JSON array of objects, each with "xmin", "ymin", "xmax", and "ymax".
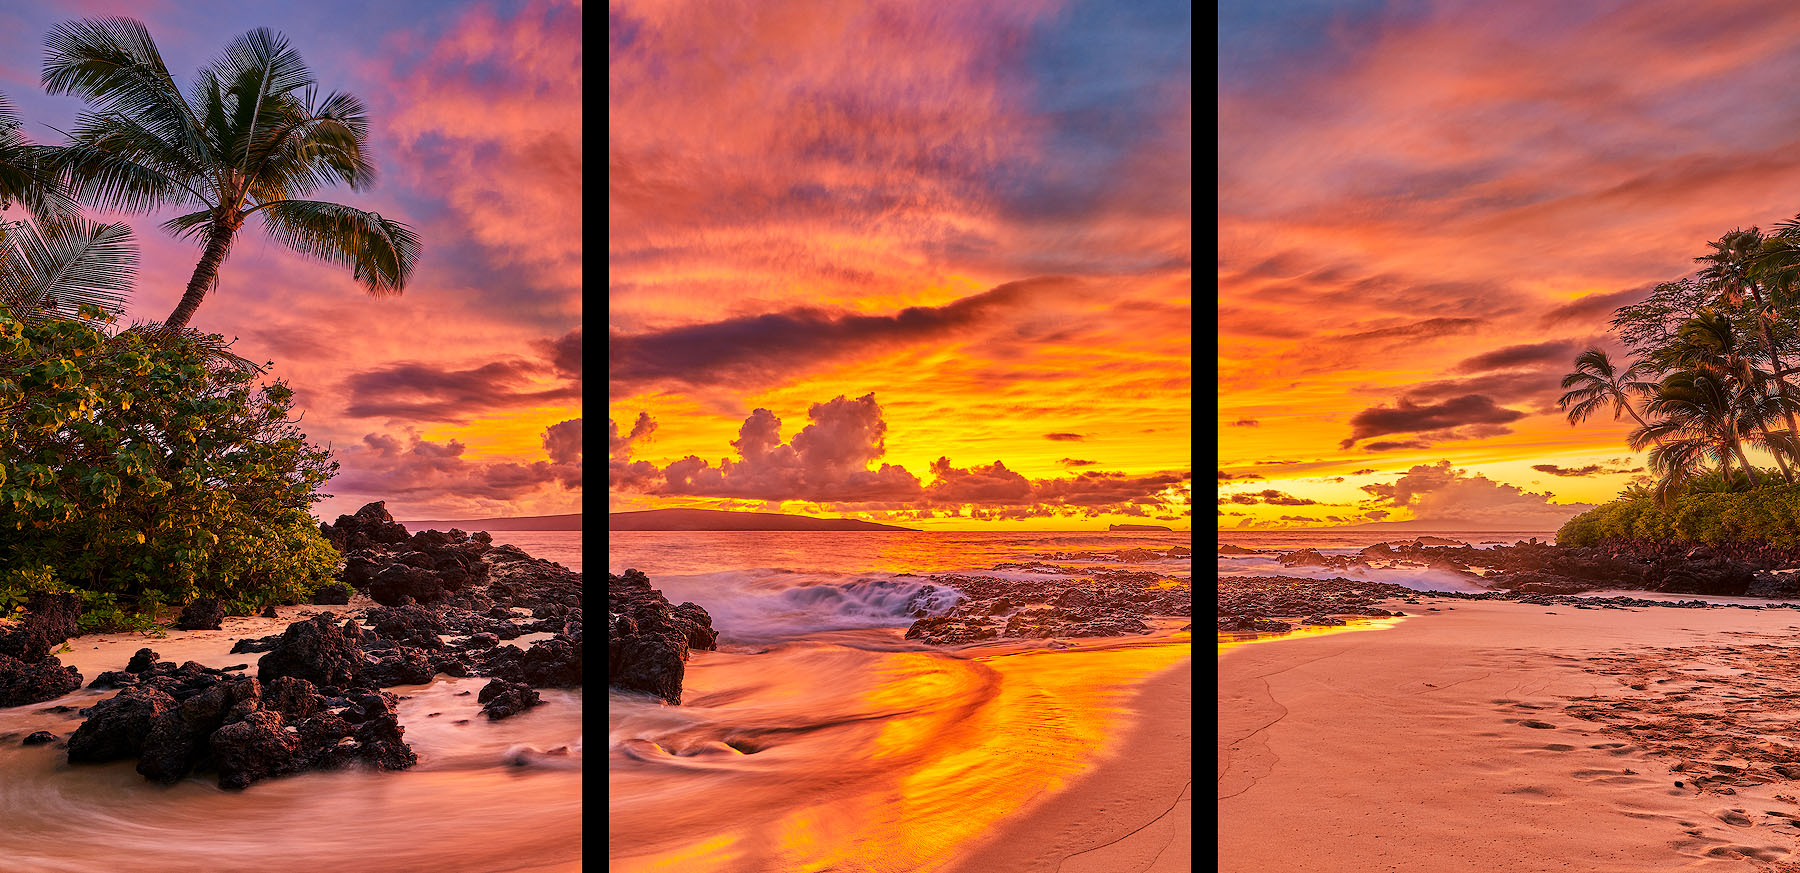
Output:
[
  {"xmin": 0, "ymin": 305, "xmax": 340, "ymax": 631},
  {"xmin": 1558, "ymin": 481, "xmax": 1800, "ymax": 549}
]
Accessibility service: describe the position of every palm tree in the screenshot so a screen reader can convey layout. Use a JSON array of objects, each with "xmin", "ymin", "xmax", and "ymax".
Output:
[
  {"xmin": 1559, "ymin": 348, "xmax": 1663, "ymax": 448},
  {"xmin": 1635, "ymin": 370, "xmax": 1760, "ymax": 489},
  {"xmin": 42, "ymin": 18, "xmax": 419, "ymax": 331},
  {"xmin": 1653, "ymin": 308, "xmax": 1796, "ymax": 482},
  {"xmin": 1696, "ymin": 228, "xmax": 1800, "ymax": 474}
]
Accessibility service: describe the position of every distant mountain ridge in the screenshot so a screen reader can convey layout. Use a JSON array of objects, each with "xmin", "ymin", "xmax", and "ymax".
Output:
[
  {"xmin": 609, "ymin": 508, "xmax": 916, "ymax": 531},
  {"xmin": 399, "ymin": 513, "xmax": 581, "ymax": 531}
]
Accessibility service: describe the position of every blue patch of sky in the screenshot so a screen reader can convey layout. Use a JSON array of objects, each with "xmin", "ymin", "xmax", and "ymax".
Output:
[{"xmin": 993, "ymin": 0, "xmax": 1190, "ymax": 221}]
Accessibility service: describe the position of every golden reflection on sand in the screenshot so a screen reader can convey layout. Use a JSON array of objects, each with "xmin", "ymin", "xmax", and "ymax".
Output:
[
  {"xmin": 1216, "ymin": 616, "xmax": 1405, "ymax": 655},
  {"xmin": 610, "ymin": 632, "xmax": 1192, "ymax": 872}
]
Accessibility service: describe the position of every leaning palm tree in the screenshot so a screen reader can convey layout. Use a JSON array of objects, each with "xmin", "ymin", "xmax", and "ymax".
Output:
[
  {"xmin": 42, "ymin": 18, "xmax": 419, "ymax": 331},
  {"xmin": 1559, "ymin": 348, "xmax": 1663, "ymax": 448},
  {"xmin": 1696, "ymin": 228, "xmax": 1800, "ymax": 472}
]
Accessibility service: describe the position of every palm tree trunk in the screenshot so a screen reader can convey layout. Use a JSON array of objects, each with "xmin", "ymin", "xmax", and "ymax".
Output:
[
  {"xmin": 1620, "ymin": 401, "xmax": 1664, "ymax": 450},
  {"xmin": 1730, "ymin": 426, "xmax": 1761, "ymax": 488},
  {"xmin": 165, "ymin": 222, "xmax": 236, "ymax": 331},
  {"xmin": 1749, "ymin": 282, "xmax": 1800, "ymax": 482}
]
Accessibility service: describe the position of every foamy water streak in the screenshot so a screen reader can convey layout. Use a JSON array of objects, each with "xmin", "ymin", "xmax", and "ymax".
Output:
[{"xmin": 649, "ymin": 570, "xmax": 962, "ymax": 640}]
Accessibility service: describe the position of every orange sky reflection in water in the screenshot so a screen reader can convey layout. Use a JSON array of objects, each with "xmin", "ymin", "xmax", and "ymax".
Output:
[
  {"xmin": 609, "ymin": 633, "xmax": 1190, "ymax": 872},
  {"xmin": 1216, "ymin": 616, "xmax": 1406, "ymax": 656}
]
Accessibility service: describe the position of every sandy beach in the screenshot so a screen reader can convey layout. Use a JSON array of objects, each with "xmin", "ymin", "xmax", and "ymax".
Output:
[
  {"xmin": 609, "ymin": 623, "xmax": 1193, "ymax": 873},
  {"xmin": 1219, "ymin": 596, "xmax": 1800, "ymax": 872}
]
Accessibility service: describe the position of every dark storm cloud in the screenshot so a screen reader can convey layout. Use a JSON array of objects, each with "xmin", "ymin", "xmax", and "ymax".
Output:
[
  {"xmin": 1216, "ymin": 489, "xmax": 1319, "ymax": 506},
  {"xmin": 1531, "ymin": 462, "xmax": 1643, "ymax": 477},
  {"xmin": 1340, "ymin": 394, "xmax": 1529, "ymax": 449},
  {"xmin": 1539, "ymin": 286, "xmax": 1655, "ymax": 327},
  {"xmin": 1363, "ymin": 440, "xmax": 1433, "ymax": 452},
  {"xmin": 608, "ymin": 278, "xmax": 1075, "ymax": 393},
  {"xmin": 1452, "ymin": 340, "xmax": 1582, "ymax": 374},
  {"xmin": 343, "ymin": 359, "xmax": 581, "ymax": 423}
]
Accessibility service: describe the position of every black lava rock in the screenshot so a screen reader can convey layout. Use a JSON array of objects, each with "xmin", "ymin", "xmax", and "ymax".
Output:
[{"xmin": 175, "ymin": 597, "xmax": 226, "ymax": 631}]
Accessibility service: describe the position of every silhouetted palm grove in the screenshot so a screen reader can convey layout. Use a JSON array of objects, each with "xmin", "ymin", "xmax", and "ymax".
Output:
[{"xmin": 1560, "ymin": 223, "xmax": 1800, "ymax": 506}]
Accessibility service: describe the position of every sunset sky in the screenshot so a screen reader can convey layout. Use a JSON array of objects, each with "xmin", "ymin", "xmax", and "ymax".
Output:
[
  {"xmin": 608, "ymin": 1, "xmax": 1193, "ymax": 530},
  {"xmin": 1220, "ymin": 0, "xmax": 1800, "ymax": 531},
  {"xmin": 0, "ymin": 0, "xmax": 581, "ymax": 522}
]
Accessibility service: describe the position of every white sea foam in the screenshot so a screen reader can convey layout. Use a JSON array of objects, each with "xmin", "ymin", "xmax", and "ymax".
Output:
[{"xmin": 649, "ymin": 570, "xmax": 962, "ymax": 640}]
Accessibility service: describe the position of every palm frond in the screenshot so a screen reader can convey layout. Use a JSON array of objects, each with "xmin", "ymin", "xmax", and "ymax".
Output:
[
  {"xmin": 245, "ymin": 89, "xmax": 374, "ymax": 197},
  {"xmin": 157, "ymin": 208, "xmax": 214, "ymax": 243},
  {"xmin": 41, "ymin": 17, "xmax": 208, "ymax": 165},
  {"xmin": 254, "ymin": 199, "xmax": 417, "ymax": 295},
  {"xmin": 0, "ymin": 216, "xmax": 137, "ymax": 323},
  {"xmin": 50, "ymin": 133, "xmax": 206, "ymax": 214}
]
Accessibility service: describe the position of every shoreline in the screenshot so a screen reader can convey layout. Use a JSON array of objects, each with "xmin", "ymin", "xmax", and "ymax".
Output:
[
  {"xmin": 944, "ymin": 647, "xmax": 1191, "ymax": 873},
  {"xmin": 1219, "ymin": 595, "xmax": 1800, "ymax": 871},
  {"xmin": 608, "ymin": 623, "xmax": 1193, "ymax": 872}
]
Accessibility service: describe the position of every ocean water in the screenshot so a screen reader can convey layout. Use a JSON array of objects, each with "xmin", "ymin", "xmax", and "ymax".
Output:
[
  {"xmin": 1216, "ymin": 529, "xmax": 1558, "ymax": 595},
  {"xmin": 607, "ymin": 530, "xmax": 1194, "ymax": 871},
  {"xmin": 608, "ymin": 530, "xmax": 1191, "ymax": 640}
]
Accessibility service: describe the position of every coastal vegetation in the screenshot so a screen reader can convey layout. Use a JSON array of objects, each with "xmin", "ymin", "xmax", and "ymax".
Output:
[
  {"xmin": 1559, "ymin": 219, "xmax": 1800, "ymax": 546},
  {"xmin": 0, "ymin": 16, "xmax": 419, "ymax": 632},
  {"xmin": 0, "ymin": 304, "xmax": 339, "ymax": 631}
]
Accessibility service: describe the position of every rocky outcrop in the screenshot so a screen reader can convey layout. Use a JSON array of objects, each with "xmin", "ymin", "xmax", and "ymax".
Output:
[
  {"xmin": 176, "ymin": 597, "xmax": 225, "ymax": 631},
  {"xmin": 319, "ymin": 501, "xmax": 411, "ymax": 552},
  {"xmin": 257, "ymin": 613, "xmax": 364, "ymax": 690},
  {"xmin": 0, "ymin": 593, "xmax": 83, "ymax": 708},
  {"xmin": 67, "ymin": 685, "xmax": 178, "ymax": 762},
  {"xmin": 68, "ymin": 637, "xmax": 417, "ymax": 790},
  {"xmin": 901, "ymin": 569, "xmax": 1190, "ymax": 645},
  {"xmin": 608, "ymin": 569, "xmax": 717, "ymax": 704},
  {"xmin": 46, "ymin": 508, "xmax": 587, "ymax": 790},
  {"xmin": 478, "ymin": 679, "xmax": 541, "ymax": 720},
  {"xmin": 0, "ymin": 593, "xmax": 79, "ymax": 661},
  {"xmin": 310, "ymin": 583, "xmax": 350, "ymax": 605}
]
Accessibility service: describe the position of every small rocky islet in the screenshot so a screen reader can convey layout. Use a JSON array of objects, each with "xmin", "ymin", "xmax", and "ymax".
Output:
[
  {"xmin": 0, "ymin": 501, "xmax": 581, "ymax": 790},
  {"xmin": 608, "ymin": 545, "xmax": 1192, "ymax": 702}
]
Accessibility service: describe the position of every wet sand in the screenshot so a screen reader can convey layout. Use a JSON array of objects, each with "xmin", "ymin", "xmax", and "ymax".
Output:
[
  {"xmin": 3, "ymin": 599, "xmax": 582, "ymax": 873},
  {"xmin": 1219, "ymin": 596, "xmax": 1800, "ymax": 871},
  {"xmin": 608, "ymin": 622, "xmax": 1192, "ymax": 872}
]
